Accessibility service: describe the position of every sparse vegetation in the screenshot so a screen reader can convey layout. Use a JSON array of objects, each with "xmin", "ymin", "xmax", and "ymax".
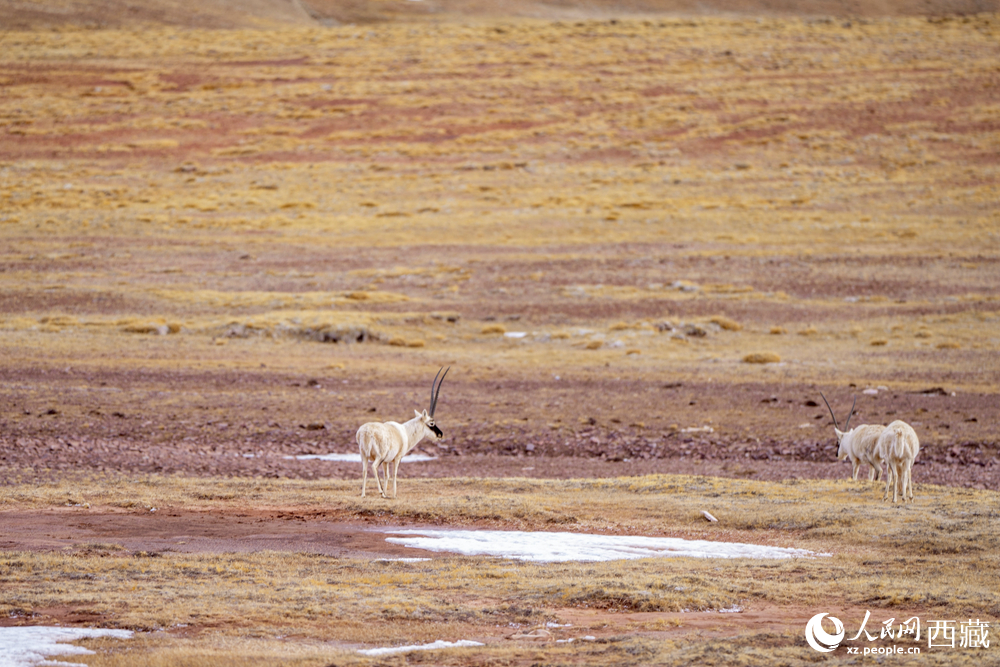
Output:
[
  {"xmin": 1, "ymin": 7, "xmax": 998, "ymax": 666},
  {"xmin": 1, "ymin": 475, "xmax": 998, "ymax": 665},
  {"xmin": 743, "ymin": 352, "xmax": 782, "ymax": 364}
]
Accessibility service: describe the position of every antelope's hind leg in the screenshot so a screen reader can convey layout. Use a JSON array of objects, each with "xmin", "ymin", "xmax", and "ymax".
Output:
[
  {"xmin": 371, "ymin": 457, "xmax": 388, "ymax": 498},
  {"xmin": 361, "ymin": 456, "xmax": 368, "ymax": 497}
]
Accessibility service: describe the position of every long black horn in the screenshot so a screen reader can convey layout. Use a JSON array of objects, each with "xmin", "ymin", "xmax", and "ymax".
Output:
[
  {"xmin": 844, "ymin": 395, "xmax": 857, "ymax": 432},
  {"xmin": 429, "ymin": 366, "xmax": 449, "ymax": 417},
  {"xmin": 428, "ymin": 367, "xmax": 443, "ymax": 415},
  {"xmin": 819, "ymin": 392, "xmax": 840, "ymax": 431}
]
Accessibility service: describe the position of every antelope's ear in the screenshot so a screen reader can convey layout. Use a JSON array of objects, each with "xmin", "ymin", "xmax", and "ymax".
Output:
[{"xmin": 414, "ymin": 409, "xmax": 422, "ymax": 419}]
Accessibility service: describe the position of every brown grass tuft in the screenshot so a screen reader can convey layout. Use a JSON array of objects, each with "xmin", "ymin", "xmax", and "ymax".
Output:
[
  {"xmin": 743, "ymin": 352, "xmax": 781, "ymax": 364},
  {"xmin": 709, "ymin": 316, "xmax": 742, "ymax": 331}
]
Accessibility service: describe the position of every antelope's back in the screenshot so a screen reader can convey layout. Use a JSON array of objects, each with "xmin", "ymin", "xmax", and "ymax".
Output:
[
  {"xmin": 356, "ymin": 422, "xmax": 401, "ymax": 461},
  {"xmin": 855, "ymin": 424, "xmax": 887, "ymax": 459},
  {"xmin": 879, "ymin": 420, "xmax": 919, "ymax": 461}
]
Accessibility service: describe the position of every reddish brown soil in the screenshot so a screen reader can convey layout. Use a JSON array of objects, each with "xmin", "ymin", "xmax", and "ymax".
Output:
[
  {"xmin": 2, "ymin": 367, "xmax": 997, "ymax": 489},
  {"xmin": 0, "ymin": 508, "xmax": 424, "ymax": 559}
]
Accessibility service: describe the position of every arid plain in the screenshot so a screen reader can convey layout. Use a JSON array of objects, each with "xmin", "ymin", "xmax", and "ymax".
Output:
[{"xmin": 1, "ymin": 4, "xmax": 999, "ymax": 665}]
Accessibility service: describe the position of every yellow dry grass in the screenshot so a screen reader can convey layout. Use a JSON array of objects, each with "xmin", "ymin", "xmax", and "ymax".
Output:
[
  {"xmin": 2, "ymin": 18, "xmax": 998, "ymax": 397},
  {"xmin": 1, "ymin": 475, "xmax": 999, "ymax": 665}
]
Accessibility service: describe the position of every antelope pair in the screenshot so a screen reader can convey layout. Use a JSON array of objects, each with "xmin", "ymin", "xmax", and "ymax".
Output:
[
  {"xmin": 822, "ymin": 393, "xmax": 921, "ymax": 503},
  {"xmin": 356, "ymin": 367, "xmax": 449, "ymax": 499}
]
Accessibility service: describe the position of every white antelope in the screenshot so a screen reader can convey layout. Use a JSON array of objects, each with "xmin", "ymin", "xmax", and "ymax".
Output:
[
  {"xmin": 878, "ymin": 420, "xmax": 920, "ymax": 504},
  {"xmin": 357, "ymin": 367, "xmax": 449, "ymax": 499},
  {"xmin": 821, "ymin": 393, "xmax": 886, "ymax": 481}
]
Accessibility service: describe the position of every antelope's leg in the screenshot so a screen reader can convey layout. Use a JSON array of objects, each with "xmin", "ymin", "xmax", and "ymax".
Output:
[
  {"xmin": 372, "ymin": 457, "xmax": 387, "ymax": 498},
  {"xmin": 392, "ymin": 458, "xmax": 402, "ymax": 498},
  {"xmin": 361, "ymin": 456, "xmax": 368, "ymax": 497}
]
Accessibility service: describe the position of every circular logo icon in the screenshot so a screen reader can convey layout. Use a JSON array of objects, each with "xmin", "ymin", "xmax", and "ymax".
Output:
[{"xmin": 805, "ymin": 613, "xmax": 845, "ymax": 652}]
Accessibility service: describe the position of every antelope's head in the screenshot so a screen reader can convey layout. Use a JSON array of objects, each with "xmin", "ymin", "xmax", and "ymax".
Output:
[
  {"xmin": 820, "ymin": 393, "xmax": 855, "ymax": 460},
  {"xmin": 416, "ymin": 366, "xmax": 449, "ymax": 439}
]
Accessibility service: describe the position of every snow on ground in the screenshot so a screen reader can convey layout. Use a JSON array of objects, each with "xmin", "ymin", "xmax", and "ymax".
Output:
[
  {"xmin": 383, "ymin": 529, "xmax": 825, "ymax": 562},
  {"xmin": 0, "ymin": 627, "xmax": 133, "ymax": 667},
  {"xmin": 288, "ymin": 453, "xmax": 437, "ymax": 462},
  {"xmin": 358, "ymin": 639, "xmax": 484, "ymax": 656}
]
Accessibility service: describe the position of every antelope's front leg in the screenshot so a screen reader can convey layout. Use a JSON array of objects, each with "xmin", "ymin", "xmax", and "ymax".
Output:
[{"xmin": 392, "ymin": 458, "xmax": 402, "ymax": 498}]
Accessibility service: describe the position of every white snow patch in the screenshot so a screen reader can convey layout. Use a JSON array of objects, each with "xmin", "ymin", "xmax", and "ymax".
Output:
[
  {"xmin": 503, "ymin": 332, "xmax": 528, "ymax": 339},
  {"xmin": 287, "ymin": 453, "xmax": 437, "ymax": 463},
  {"xmin": 383, "ymin": 529, "xmax": 825, "ymax": 562},
  {"xmin": 0, "ymin": 627, "xmax": 133, "ymax": 667},
  {"xmin": 358, "ymin": 639, "xmax": 483, "ymax": 656},
  {"xmin": 719, "ymin": 605, "xmax": 744, "ymax": 613}
]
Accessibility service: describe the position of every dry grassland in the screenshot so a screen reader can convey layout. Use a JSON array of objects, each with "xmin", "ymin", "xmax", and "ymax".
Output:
[
  {"xmin": 2, "ymin": 475, "xmax": 999, "ymax": 665},
  {"xmin": 1, "ymin": 15, "xmax": 999, "ymax": 464},
  {"xmin": 1, "ymin": 11, "xmax": 999, "ymax": 666}
]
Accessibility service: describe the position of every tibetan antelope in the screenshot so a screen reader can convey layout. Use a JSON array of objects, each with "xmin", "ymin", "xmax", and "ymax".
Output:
[
  {"xmin": 821, "ymin": 393, "xmax": 886, "ymax": 481},
  {"xmin": 357, "ymin": 367, "xmax": 449, "ymax": 499},
  {"xmin": 878, "ymin": 420, "xmax": 920, "ymax": 503}
]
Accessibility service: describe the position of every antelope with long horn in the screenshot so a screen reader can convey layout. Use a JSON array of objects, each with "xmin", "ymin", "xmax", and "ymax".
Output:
[
  {"xmin": 821, "ymin": 393, "xmax": 886, "ymax": 482},
  {"xmin": 357, "ymin": 367, "xmax": 450, "ymax": 499}
]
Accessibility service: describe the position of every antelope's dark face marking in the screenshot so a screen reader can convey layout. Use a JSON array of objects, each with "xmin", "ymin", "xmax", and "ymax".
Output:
[{"xmin": 416, "ymin": 409, "xmax": 444, "ymax": 439}]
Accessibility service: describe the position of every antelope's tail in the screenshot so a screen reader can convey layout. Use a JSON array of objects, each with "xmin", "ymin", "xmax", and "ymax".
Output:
[{"xmin": 891, "ymin": 425, "xmax": 907, "ymax": 459}]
